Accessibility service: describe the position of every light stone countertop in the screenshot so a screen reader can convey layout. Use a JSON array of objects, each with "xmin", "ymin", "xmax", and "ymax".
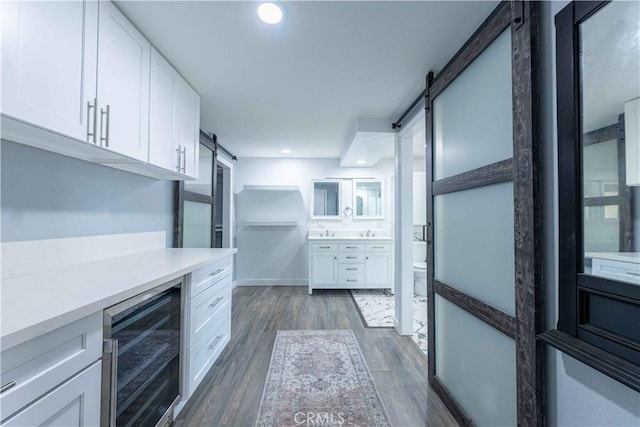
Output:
[
  {"xmin": 586, "ymin": 252, "xmax": 640, "ymax": 264},
  {"xmin": 307, "ymin": 235, "xmax": 394, "ymax": 241},
  {"xmin": 1, "ymin": 248, "xmax": 236, "ymax": 350}
]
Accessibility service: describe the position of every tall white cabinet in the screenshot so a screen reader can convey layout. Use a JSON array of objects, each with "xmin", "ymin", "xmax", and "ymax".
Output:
[{"xmin": 1, "ymin": 0, "xmax": 98, "ymax": 143}]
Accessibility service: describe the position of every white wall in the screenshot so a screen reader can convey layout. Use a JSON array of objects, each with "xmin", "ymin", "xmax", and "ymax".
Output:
[
  {"xmin": 540, "ymin": 2, "xmax": 640, "ymax": 425},
  {"xmin": 233, "ymin": 157, "xmax": 394, "ymax": 284}
]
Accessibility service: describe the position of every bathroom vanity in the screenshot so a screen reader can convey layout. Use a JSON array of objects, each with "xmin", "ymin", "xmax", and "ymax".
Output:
[{"xmin": 308, "ymin": 236, "xmax": 394, "ymax": 294}]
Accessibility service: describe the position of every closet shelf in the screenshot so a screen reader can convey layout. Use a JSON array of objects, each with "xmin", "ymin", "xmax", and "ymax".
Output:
[
  {"xmin": 243, "ymin": 220, "xmax": 299, "ymax": 227},
  {"xmin": 243, "ymin": 185, "xmax": 299, "ymax": 192}
]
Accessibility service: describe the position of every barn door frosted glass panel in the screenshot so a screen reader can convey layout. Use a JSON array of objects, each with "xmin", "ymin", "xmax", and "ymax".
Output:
[
  {"xmin": 183, "ymin": 201, "xmax": 212, "ymax": 248},
  {"xmin": 434, "ymin": 182, "xmax": 515, "ymax": 315},
  {"xmin": 433, "ymin": 30, "xmax": 513, "ymax": 180},
  {"xmin": 435, "ymin": 295, "xmax": 517, "ymax": 426}
]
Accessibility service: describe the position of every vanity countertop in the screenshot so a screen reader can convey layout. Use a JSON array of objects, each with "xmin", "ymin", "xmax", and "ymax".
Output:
[
  {"xmin": 586, "ymin": 252, "xmax": 640, "ymax": 264},
  {"xmin": 308, "ymin": 235, "xmax": 394, "ymax": 241},
  {"xmin": 1, "ymin": 248, "xmax": 237, "ymax": 350}
]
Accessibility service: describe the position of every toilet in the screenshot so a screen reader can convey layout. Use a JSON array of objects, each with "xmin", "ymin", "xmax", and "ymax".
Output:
[{"xmin": 413, "ymin": 241, "xmax": 427, "ymax": 296}]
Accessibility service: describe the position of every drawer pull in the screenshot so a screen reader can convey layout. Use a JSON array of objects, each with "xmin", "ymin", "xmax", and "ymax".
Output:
[
  {"xmin": 319, "ymin": 246, "xmax": 331, "ymax": 249},
  {"xmin": 209, "ymin": 297, "xmax": 224, "ymax": 308},
  {"xmin": 346, "ymin": 279, "xmax": 357, "ymax": 282},
  {"xmin": 209, "ymin": 268, "xmax": 225, "ymax": 277},
  {"xmin": 626, "ymin": 272, "xmax": 640, "ymax": 277},
  {"xmin": 208, "ymin": 335, "xmax": 223, "ymax": 350},
  {"xmin": 346, "ymin": 256, "xmax": 357, "ymax": 259},
  {"xmin": 0, "ymin": 381, "xmax": 16, "ymax": 394},
  {"xmin": 346, "ymin": 246, "xmax": 357, "ymax": 249},
  {"xmin": 346, "ymin": 268, "xmax": 357, "ymax": 271},
  {"xmin": 373, "ymin": 246, "xmax": 384, "ymax": 249}
]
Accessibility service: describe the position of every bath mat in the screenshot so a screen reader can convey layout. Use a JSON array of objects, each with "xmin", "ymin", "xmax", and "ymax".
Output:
[{"xmin": 256, "ymin": 330, "xmax": 391, "ymax": 427}]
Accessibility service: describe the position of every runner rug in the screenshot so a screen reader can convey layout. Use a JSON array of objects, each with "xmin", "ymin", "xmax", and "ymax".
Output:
[{"xmin": 256, "ymin": 330, "xmax": 392, "ymax": 427}]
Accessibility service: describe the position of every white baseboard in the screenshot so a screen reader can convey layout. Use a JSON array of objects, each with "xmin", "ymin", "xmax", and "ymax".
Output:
[{"xmin": 235, "ymin": 279, "xmax": 309, "ymax": 287}]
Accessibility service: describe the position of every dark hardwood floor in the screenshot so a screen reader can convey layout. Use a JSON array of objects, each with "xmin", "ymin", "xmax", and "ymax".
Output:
[{"xmin": 174, "ymin": 286, "xmax": 458, "ymax": 427}]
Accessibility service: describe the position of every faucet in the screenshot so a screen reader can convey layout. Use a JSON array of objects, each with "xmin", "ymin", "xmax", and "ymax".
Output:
[
  {"xmin": 366, "ymin": 230, "xmax": 371, "ymax": 237},
  {"xmin": 325, "ymin": 229, "xmax": 330, "ymax": 237}
]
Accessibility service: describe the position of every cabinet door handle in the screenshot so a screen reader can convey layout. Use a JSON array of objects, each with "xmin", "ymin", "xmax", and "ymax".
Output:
[
  {"xmin": 209, "ymin": 334, "xmax": 223, "ymax": 350},
  {"xmin": 87, "ymin": 98, "xmax": 97, "ymax": 143},
  {"xmin": 346, "ymin": 268, "xmax": 357, "ymax": 271},
  {"xmin": 209, "ymin": 297, "xmax": 224, "ymax": 308},
  {"xmin": 181, "ymin": 146, "xmax": 187, "ymax": 173},
  {"xmin": 346, "ymin": 256, "xmax": 357, "ymax": 259},
  {"xmin": 100, "ymin": 105, "xmax": 110, "ymax": 147},
  {"xmin": 346, "ymin": 279, "xmax": 357, "ymax": 282},
  {"xmin": 319, "ymin": 246, "xmax": 331, "ymax": 249},
  {"xmin": 0, "ymin": 381, "xmax": 16, "ymax": 394},
  {"xmin": 209, "ymin": 268, "xmax": 225, "ymax": 277},
  {"xmin": 176, "ymin": 145, "xmax": 182, "ymax": 172}
]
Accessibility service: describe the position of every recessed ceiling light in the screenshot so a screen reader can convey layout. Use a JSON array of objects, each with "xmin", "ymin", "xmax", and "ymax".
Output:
[
  {"xmin": 357, "ymin": 160, "xmax": 366, "ymax": 165},
  {"xmin": 281, "ymin": 148, "xmax": 292, "ymax": 154},
  {"xmin": 258, "ymin": 3, "xmax": 283, "ymax": 24}
]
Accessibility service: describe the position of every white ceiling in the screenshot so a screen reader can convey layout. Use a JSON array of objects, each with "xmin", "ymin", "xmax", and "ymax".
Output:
[{"xmin": 116, "ymin": 1, "xmax": 497, "ymax": 159}]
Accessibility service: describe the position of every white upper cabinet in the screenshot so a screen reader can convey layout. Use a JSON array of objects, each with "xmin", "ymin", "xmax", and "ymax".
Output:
[
  {"xmin": 149, "ymin": 49, "xmax": 200, "ymax": 178},
  {"xmin": 1, "ymin": 1, "xmax": 98, "ymax": 142},
  {"xmin": 1, "ymin": 1, "xmax": 200, "ymax": 180},
  {"xmin": 149, "ymin": 48, "xmax": 179, "ymax": 170},
  {"xmin": 96, "ymin": 1, "xmax": 150, "ymax": 161},
  {"xmin": 175, "ymin": 80, "xmax": 200, "ymax": 179}
]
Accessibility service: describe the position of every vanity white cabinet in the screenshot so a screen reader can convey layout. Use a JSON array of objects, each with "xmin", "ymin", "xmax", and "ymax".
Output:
[
  {"xmin": 1, "ymin": 0, "xmax": 98, "ymax": 144},
  {"xmin": 309, "ymin": 239, "xmax": 393, "ymax": 294},
  {"xmin": 182, "ymin": 256, "xmax": 233, "ymax": 400},
  {"xmin": 96, "ymin": 0, "xmax": 150, "ymax": 161},
  {"xmin": 0, "ymin": 313, "xmax": 102, "ymax": 426},
  {"xmin": 149, "ymin": 48, "xmax": 200, "ymax": 178}
]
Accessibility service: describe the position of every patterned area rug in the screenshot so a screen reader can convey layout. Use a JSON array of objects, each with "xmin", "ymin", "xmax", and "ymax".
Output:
[
  {"xmin": 350, "ymin": 290, "xmax": 428, "ymax": 355},
  {"xmin": 256, "ymin": 330, "xmax": 392, "ymax": 427}
]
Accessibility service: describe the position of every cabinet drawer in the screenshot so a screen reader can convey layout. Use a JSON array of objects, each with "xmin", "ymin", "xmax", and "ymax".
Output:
[
  {"xmin": 339, "ymin": 243, "xmax": 364, "ymax": 252},
  {"xmin": 592, "ymin": 258, "xmax": 640, "ymax": 284},
  {"xmin": 190, "ymin": 256, "xmax": 233, "ymax": 297},
  {"xmin": 366, "ymin": 243, "xmax": 392, "ymax": 252},
  {"xmin": 338, "ymin": 264, "xmax": 365, "ymax": 284},
  {"xmin": 339, "ymin": 253, "xmax": 365, "ymax": 263},
  {"xmin": 2, "ymin": 361, "xmax": 101, "ymax": 427},
  {"xmin": 189, "ymin": 275, "xmax": 231, "ymax": 345},
  {"xmin": 188, "ymin": 314, "xmax": 230, "ymax": 395},
  {"xmin": 312, "ymin": 243, "xmax": 338, "ymax": 252},
  {"xmin": 0, "ymin": 312, "xmax": 102, "ymax": 421}
]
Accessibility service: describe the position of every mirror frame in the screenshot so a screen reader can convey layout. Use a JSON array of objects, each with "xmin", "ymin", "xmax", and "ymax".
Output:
[
  {"xmin": 540, "ymin": 0, "xmax": 640, "ymax": 393},
  {"xmin": 352, "ymin": 179, "xmax": 384, "ymax": 220},
  {"xmin": 311, "ymin": 179, "xmax": 342, "ymax": 220}
]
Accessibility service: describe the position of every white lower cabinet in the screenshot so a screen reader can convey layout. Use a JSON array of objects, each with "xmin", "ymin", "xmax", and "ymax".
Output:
[
  {"xmin": 308, "ymin": 239, "xmax": 393, "ymax": 294},
  {"xmin": 181, "ymin": 256, "xmax": 233, "ymax": 404},
  {"xmin": 0, "ymin": 312, "xmax": 102, "ymax": 426},
  {"xmin": 2, "ymin": 362, "xmax": 101, "ymax": 427}
]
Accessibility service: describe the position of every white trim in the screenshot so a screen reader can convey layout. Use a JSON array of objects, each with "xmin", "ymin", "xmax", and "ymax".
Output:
[{"xmin": 235, "ymin": 279, "xmax": 308, "ymax": 287}]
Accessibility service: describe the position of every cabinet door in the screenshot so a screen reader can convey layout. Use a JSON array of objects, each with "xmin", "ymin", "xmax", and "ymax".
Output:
[
  {"xmin": 3, "ymin": 361, "xmax": 101, "ymax": 427},
  {"xmin": 366, "ymin": 252, "xmax": 392, "ymax": 286},
  {"xmin": 176, "ymin": 80, "xmax": 200, "ymax": 178},
  {"xmin": 1, "ymin": 1, "xmax": 98, "ymax": 142},
  {"xmin": 312, "ymin": 252, "xmax": 338, "ymax": 285},
  {"xmin": 97, "ymin": 1, "xmax": 150, "ymax": 161},
  {"xmin": 149, "ymin": 48, "xmax": 179, "ymax": 171}
]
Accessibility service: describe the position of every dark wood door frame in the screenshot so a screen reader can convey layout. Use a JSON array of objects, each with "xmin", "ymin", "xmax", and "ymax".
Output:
[
  {"xmin": 425, "ymin": 2, "xmax": 542, "ymax": 425},
  {"xmin": 174, "ymin": 131, "xmax": 218, "ymax": 248}
]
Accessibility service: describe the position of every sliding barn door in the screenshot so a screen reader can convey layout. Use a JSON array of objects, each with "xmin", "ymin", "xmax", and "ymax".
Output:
[{"xmin": 426, "ymin": 2, "xmax": 541, "ymax": 426}]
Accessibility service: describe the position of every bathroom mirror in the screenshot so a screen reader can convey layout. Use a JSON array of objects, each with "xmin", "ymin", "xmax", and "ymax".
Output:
[
  {"xmin": 312, "ymin": 180, "xmax": 341, "ymax": 218},
  {"xmin": 354, "ymin": 179, "xmax": 384, "ymax": 219}
]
